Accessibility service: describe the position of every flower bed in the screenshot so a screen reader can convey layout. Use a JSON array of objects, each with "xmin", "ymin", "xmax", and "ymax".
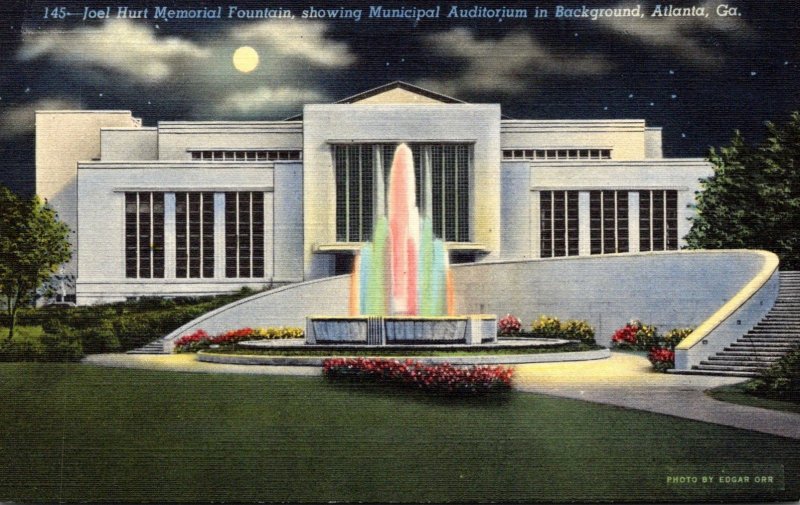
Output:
[
  {"xmin": 497, "ymin": 314, "xmax": 522, "ymax": 335},
  {"xmin": 610, "ymin": 320, "xmax": 658, "ymax": 350},
  {"xmin": 322, "ymin": 357, "xmax": 513, "ymax": 395},
  {"xmin": 174, "ymin": 326, "xmax": 304, "ymax": 353},
  {"xmin": 610, "ymin": 321, "xmax": 694, "ymax": 372},
  {"xmin": 647, "ymin": 347, "xmax": 676, "ymax": 373},
  {"xmin": 528, "ymin": 315, "xmax": 596, "ymax": 345}
]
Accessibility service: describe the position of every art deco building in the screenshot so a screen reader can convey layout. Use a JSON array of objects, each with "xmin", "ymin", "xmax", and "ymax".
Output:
[{"xmin": 34, "ymin": 82, "xmax": 711, "ymax": 305}]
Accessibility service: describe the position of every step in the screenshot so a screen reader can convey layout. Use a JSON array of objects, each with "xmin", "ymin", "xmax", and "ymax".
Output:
[
  {"xmin": 727, "ymin": 345, "xmax": 797, "ymax": 352},
  {"xmin": 674, "ymin": 369, "xmax": 760, "ymax": 378},
  {"xmin": 747, "ymin": 328, "xmax": 800, "ymax": 333},
  {"xmin": 709, "ymin": 354, "xmax": 781, "ymax": 361},
  {"xmin": 738, "ymin": 337, "xmax": 800, "ymax": 342},
  {"xmin": 716, "ymin": 351, "xmax": 787, "ymax": 358},
  {"xmin": 700, "ymin": 361, "xmax": 772, "ymax": 368},
  {"xmin": 730, "ymin": 340, "xmax": 798, "ymax": 346},
  {"xmin": 691, "ymin": 364, "xmax": 768, "ymax": 372}
]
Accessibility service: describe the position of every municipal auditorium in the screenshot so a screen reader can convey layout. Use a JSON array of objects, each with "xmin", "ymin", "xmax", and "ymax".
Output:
[{"xmin": 34, "ymin": 81, "xmax": 711, "ymax": 305}]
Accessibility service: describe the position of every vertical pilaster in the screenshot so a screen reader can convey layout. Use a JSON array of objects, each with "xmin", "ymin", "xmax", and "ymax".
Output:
[
  {"xmin": 578, "ymin": 191, "xmax": 591, "ymax": 256},
  {"xmin": 264, "ymin": 191, "xmax": 274, "ymax": 280},
  {"xmin": 163, "ymin": 192, "xmax": 176, "ymax": 279},
  {"xmin": 628, "ymin": 191, "xmax": 640, "ymax": 253},
  {"xmin": 214, "ymin": 193, "xmax": 226, "ymax": 279},
  {"xmin": 530, "ymin": 190, "xmax": 541, "ymax": 258}
]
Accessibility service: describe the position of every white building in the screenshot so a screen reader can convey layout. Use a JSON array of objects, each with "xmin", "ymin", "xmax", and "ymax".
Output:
[{"xmin": 34, "ymin": 82, "xmax": 712, "ymax": 305}]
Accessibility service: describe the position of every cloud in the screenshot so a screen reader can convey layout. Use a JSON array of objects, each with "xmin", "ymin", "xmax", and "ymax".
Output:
[
  {"xmin": 0, "ymin": 99, "xmax": 83, "ymax": 138},
  {"xmin": 214, "ymin": 86, "xmax": 327, "ymax": 115},
  {"xmin": 18, "ymin": 19, "xmax": 210, "ymax": 83},
  {"xmin": 232, "ymin": 20, "xmax": 356, "ymax": 68},
  {"xmin": 415, "ymin": 28, "xmax": 611, "ymax": 97},
  {"xmin": 598, "ymin": 1, "xmax": 754, "ymax": 65},
  {"xmin": 17, "ymin": 19, "xmax": 354, "ymax": 119}
]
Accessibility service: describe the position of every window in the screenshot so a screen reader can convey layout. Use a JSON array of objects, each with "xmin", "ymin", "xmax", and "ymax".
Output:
[
  {"xmin": 125, "ymin": 192, "xmax": 164, "ymax": 278},
  {"xmin": 540, "ymin": 191, "xmax": 579, "ymax": 257},
  {"xmin": 334, "ymin": 143, "xmax": 471, "ymax": 243},
  {"xmin": 190, "ymin": 150, "xmax": 301, "ymax": 161},
  {"xmin": 503, "ymin": 149, "xmax": 611, "ymax": 161},
  {"xmin": 175, "ymin": 192, "xmax": 214, "ymax": 278},
  {"xmin": 640, "ymin": 190, "xmax": 678, "ymax": 251},
  {"xmin": 225, "ymin": 192, "xmax": 265, "ymax": 278},
  {"xmin": 590, "ymin": 191, "xmax": 629, "ymax": 254}
]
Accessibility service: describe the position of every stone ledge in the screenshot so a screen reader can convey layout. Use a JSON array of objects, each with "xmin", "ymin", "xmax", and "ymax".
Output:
[{"xmin": 196, "ymin": 348, "xmax": 611, "ymax": 367}]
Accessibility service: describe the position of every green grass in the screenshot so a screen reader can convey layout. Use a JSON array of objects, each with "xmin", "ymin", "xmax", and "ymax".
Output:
[
  {"xmin": 707, "ymin": 383, "xmax": 800, "ymax": 415},
  {"xmin": 203, "ymin": 341, "xmax": 601, "ymax": 357},
  {"xmin": 0, "ymin": 325, "xmax": 45, "ymax": 342},
  {"xmin": 1, "ymin": 363, "xmax": 798, "ymax": 503}
]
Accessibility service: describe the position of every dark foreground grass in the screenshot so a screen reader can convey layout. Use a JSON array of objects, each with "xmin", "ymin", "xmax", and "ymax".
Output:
[
  {"xmin": 708, "ymin": 383, "xmax": 800, "ymax": 415},
  {"xmin": 1, "ymin": 364, "xmax": 798, "ymax": 503}
]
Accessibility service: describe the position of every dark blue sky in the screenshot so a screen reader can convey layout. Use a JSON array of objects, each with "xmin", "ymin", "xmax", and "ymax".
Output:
[{"xmin": 1, "ymin": 0, "xmax": 798, "ymax": 194}]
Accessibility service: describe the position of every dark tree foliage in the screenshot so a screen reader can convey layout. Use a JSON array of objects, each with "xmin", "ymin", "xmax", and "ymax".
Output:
[
  {"xmin": 686, "ymin": 111, "xmax": 800, "ymax": 269},
  {"xmin": 0, "ymin": 185, "xmax": 71, "ymax": 338}
]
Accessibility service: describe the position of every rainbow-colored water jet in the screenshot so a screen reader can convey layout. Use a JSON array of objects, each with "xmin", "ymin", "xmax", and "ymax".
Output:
[{"xmin": 350, "ymin": 143, "xmax": 454, "ymax": 316}]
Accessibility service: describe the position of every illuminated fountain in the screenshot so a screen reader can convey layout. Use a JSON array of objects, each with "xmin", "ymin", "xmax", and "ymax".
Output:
[{"xmin": 306, "ymin": 144, "xmax": 496, "ymax": 346}]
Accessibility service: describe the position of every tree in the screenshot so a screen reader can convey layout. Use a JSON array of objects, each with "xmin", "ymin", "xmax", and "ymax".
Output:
[
  {"xmin": 686, "ymin": 111, "xmax": 800, "ymax": 269},
  {"xmin": 0, "ymin": 186, "xmax": 71, "ymax": 339}
]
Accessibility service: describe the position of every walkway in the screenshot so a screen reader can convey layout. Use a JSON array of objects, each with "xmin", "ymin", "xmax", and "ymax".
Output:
[{"xmin": 83, "ymin": 351, "xmax": 800, "ymax": 439}]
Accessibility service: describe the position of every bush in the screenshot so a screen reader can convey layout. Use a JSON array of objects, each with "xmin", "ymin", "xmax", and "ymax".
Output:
[
  {"xmin": 323, "ymin": 357, "xmax": 513, "ymax": 396},
  {"xmin": 529, "ymin": 315, "xmax": 596, "ymax": 344},
  {"xmin": 662, "ymin": 327, "xmax": 694, "ymax": 349},
  {"xmin": 497, "ymin": 314, "xmax": 522, "ymax": 335},
  {"xmin": 648, "ymin": 347, "xmax": 675, "ymax": 373},
  {"xmin": 746, "ymin": 349, "xmax": 800, "ymax": 401},
  {"xmin": 561, "ymin": 320, "xmax": 596, "ymax": 345},
  {"xmin": 611, "ymin": 320, "xmax": 658, "ymax": 350},
  {"xmin": 173, "ymin": 326, "xmax": 305, "ymax": 353},
  {"xmin": 0, "ymin": 334, "xmax": 83, "ymax": 362},
  {"xmin": 530, "ymin": 315, "xmax": 563, "ymax": 339}
]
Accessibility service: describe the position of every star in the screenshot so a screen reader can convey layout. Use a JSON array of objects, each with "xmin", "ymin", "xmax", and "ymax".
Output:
[
  {"xmin": 628, "ymin": 93, "xmax": 634, "ymax": 98},
  {"xmin": 669, "ymin": 70, "xmax": 675, "ymax": 75},
  {"xmin": 649, "ymin": 102, "xmax": 654, "ymax": 106},
  {"xmin": 671, "ymin": 94, "xmax": 677, "ymax": 99},
  {"xmin": 750, "ymin": 71, "xmax": 757, "ymax": 76},
  {"xmin": 681, "ymin": 133, "xmax": 686, "ymax": 138},
  {"xmin": 603, "ymin": 106, "xmax": 608, "ymax": 110},
  {"xmin": 99, "ymin": 93, "xmax": 104, "ymax": 97}
]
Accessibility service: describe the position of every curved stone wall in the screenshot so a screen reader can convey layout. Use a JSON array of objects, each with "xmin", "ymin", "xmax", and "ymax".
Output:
[{"xmin": 163, "ymin": 250, "xmax": 777, "ymax": 350}]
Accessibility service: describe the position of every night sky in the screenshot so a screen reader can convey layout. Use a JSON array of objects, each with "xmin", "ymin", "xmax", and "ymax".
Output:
[{"xmin": 0, "ymin": 0, "xmax": 798, "ymax": 195}]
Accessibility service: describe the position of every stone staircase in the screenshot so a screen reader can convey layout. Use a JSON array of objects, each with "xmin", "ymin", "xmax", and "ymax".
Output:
[
  {"xmin": 126, "ymin": 339, "xmax": 167, "ymax": 355},
  {"xmin": 686, "ymin": 271, "xmax": 800, "ymax": 377}
]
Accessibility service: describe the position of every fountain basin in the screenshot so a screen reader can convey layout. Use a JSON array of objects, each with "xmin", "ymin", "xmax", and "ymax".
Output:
[{"xmin": 306, "ymin": 315, "xmax": 497, "ymax": 346}]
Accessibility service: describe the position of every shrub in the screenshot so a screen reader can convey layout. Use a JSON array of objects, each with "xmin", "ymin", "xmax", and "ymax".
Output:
[
  {"xmin": 648, "ymin": 347, "xmax": 675, "ymax": 373},
  {"xmin": 561, "ymin": 320, "xmax": 596, "ymax": 345},
  {"xmin": 528, "ymin": 315, "xmax": 596, "ymax": 344},
  {"xmin": 662, "ymin": 327, "xmax": 694, "ymax": 349},
  {"xmin": 173, "ymin": 329, "xmax": 211, "ymax": 353},
  {"xmin": 530, "ymin": 315, "xmax": 563, "ymax": 339},
  {"xmin": 611, "ymin": 320, "xmax": 659, "ymax": 350},
  {"xmin": 746, "ymin": 349, "xmax": 800, "ymax": 401},
  {"xmin": 173, "ymin": 326, "xmax": 305, "ymax": 352},
  {"xmin": 497, "ymin": 314, "xmax": 522, "ymax": 335},
  {"xmin": 323, "ymin": 357, "xmax": 513, "ymax": 395},
  {"xmin": 0, "ymin": 334, "xmax": 83, "ymax": 362}
]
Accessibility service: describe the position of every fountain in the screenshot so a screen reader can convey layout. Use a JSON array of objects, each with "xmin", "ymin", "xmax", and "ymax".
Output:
[{"xmin": 306, "ymin": 144, "xmax": 496, "ymax": 346}]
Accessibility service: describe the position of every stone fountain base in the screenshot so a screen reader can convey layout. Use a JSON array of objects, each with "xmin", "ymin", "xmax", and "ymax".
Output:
[{"xmin": 306, "ymin": 315, "xmax": 497, "ymax": 346}]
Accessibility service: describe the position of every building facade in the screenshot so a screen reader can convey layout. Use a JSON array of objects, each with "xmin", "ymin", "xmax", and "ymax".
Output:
[{"xmin": 34, "ymin": 82, "xmax": 712, "ymax": 305}]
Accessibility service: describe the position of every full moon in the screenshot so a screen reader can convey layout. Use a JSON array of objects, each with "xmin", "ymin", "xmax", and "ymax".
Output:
[{"xmin": 233, "ymin": 46, "xmax": 259, "ymax": 73}]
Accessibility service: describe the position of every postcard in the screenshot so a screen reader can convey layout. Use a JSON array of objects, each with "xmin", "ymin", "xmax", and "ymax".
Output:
[{"xmin": 0, "ymin": 0, "xmax": 798, "ymax": 502}]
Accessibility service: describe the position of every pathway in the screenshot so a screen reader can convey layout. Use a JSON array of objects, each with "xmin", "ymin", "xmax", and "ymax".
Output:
[{"xmin": 83, "ymin": 351, "xmax": 800, "ymax": 439}]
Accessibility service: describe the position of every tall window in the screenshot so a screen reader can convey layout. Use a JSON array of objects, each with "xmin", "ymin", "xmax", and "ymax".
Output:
[
  {"xmin": 225, "ymin": 192, "xmax": 265, "ymax": 278},
  {"xmin": 640, "ymin": 190, "xmax": 678, "ymax": 251},
  {"xmin": 175, "ymin": 192, "xmax": 214, "ymax": 278},
  {"xmin": 334, "ymin": 144, "xmax": 374, "ymax": 242},
  {"xmin": 590, "ymin": 191, "xmax": 629, "ymax": 254},
  {"xmin": 334, "ymin": 143, "xmax": 471, "ymax": 243},
  {"xmin": 540, "ymin": 191, "xmax": 579, "ymax": 257},
  {"xmin": 125, "ymin": 192, "xmax": 164, "ymax": 278}
]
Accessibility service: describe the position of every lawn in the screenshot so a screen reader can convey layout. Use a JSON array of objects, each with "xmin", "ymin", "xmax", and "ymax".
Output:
[
  {"xmin": 708, "ymin": 383, "xmax": 800, "ymax": 415},
  {"xmin": 1, "ymin": 363, "xmax": 798, "ymax": 503}
]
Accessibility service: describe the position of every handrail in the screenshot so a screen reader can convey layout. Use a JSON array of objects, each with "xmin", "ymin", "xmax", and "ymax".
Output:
[{"xmin": 675, "ymin": 250, "xmax": 779, "ymax": 350}]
